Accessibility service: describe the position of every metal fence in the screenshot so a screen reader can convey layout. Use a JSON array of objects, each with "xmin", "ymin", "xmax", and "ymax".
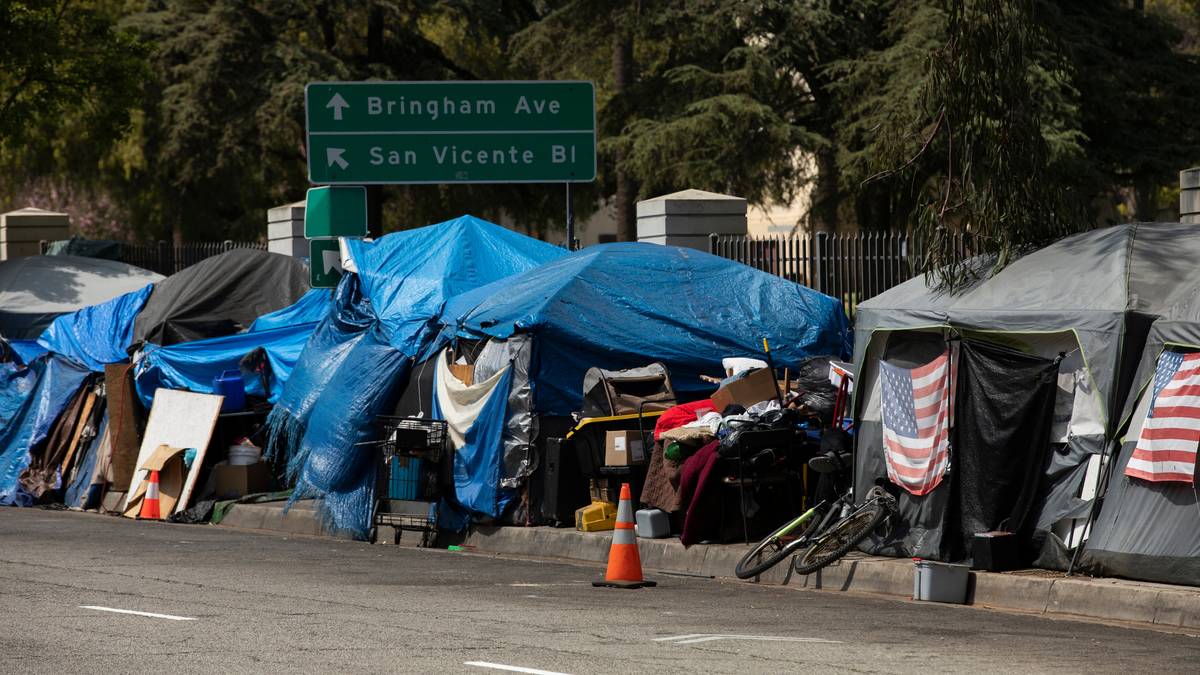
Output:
[
  {"xmin": 710, "ymin": 231, "xmax": 968, "ymax": 319},
  {"xmin": 41, "ymin": 239, "xmax": 267, "ymax": 276}
]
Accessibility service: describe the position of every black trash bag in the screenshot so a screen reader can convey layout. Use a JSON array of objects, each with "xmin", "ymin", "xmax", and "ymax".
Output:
[
  {"xmin": 169, "ymin": 499, "xmax": 216, "ymax": 524},
  {"xmin": 791, "ymin": 355, "xmax": 840, "ymax": 423}
]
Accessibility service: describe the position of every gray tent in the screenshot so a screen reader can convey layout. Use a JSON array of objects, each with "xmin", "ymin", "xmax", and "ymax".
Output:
[
  {"xmin": 1081, "ymin": 292, "xmax": 1200, "ymax": 585},
  {"xmin": 853, "ymin": 223, "xmax": 1200, "ymax": 568},
  {"xmin": 0, "ymin": 255, "xmax": 163, "ymax": 340}
]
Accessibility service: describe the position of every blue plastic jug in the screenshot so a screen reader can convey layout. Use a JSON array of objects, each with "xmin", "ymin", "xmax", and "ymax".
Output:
[{"xmin": 213, "ymin": 369, "xmax": 246, "ymax": 413}]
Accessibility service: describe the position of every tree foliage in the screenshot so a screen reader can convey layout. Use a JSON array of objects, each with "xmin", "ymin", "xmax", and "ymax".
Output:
[
  {"xmin": 0, "ymin": 1, "xmax": 146, "ymax": 148},
  {"xmin": 1, "ymin": 0, "xmax": 1197, "ymax": 254}
]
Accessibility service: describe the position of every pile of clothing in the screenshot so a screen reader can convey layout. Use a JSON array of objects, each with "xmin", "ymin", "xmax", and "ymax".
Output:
[{"xmin": 639, "ymin": 356, "xmax": 840, "ymax": 545}]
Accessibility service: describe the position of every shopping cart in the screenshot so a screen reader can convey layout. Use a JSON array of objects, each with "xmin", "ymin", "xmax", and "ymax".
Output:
[{"xmin": 363, "ymin": 417, "xmax": 447, "ymax": 546}]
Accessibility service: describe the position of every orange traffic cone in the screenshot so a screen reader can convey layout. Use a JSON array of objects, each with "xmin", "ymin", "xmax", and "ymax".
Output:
[
  {"xmin": 593, "ymin": 483, "xmax": 656, "ymax": 589},
  {"xmin": 138, "ymin": 470, "xmax": 162, "ymax": 520}
]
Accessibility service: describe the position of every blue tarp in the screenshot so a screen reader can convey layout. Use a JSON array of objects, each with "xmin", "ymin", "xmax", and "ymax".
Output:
[
  {"xmin": 343, "ymin": 215, "xmax": 567, "ymax": 358},
  {"xmin": 135, "ymin": 322, "xmax": 317, "ymax": 407},
  {"xmin": 134, "ymin": 289, "xmax": 333, "ymax": 407},
  {"xmin": 7, "ymin": 340, "xmax": 47, "ymax": 366},
  {"xmin": 441, "ymin": 242, "xmax": 853, "ymax": 415},
  {"xmin": 0, "ymin": 355, "xmax": 90, "ymax": 506},
  {"xmin": 268, "ymin": 215, "xmax": 565, "ymax": 537},
  {"xmin": 432, "ymin": 367, "xmax": 515, "ymax": 532},
  {"xmin": 36, "ymin": 284, "xmax": 154, "ymax": 372},
  {"xmin": 248, "ymin": 289, "xmax": 332, "ymax": 332}
]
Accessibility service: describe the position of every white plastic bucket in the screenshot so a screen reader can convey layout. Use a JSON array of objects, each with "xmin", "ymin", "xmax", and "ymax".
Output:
[
  {"xmin": 228, "ymin": 444, "xmax": 261, "ymax": 466},
  {"xmin": 913, "ymin": 559, "xmax": 969, "ymax": 604}
]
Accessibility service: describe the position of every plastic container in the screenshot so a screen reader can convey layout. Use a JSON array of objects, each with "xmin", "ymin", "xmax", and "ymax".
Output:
[
  {"xmin": 913, "ymin": 559, "xmax": 969, "ymax": 604},
  {"xmin": 635, "ymin": 508, "xmax": 671, "ymax": 538},
  {"xmin": 575, "ymin": 501, "xmax": 617, "ymax": 532},
  {"xmin": 228, "ymin": 444, "xmax": 260, "ymax": 466},
  {"xmin": 387, "ymin": 456, "xmax": 423, "ymax": 500},
  {"xmin": 213, "ymin": 370, "xmax": 246, "ymax": 413}
]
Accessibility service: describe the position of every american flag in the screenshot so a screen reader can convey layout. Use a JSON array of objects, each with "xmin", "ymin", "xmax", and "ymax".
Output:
[
  {"xmin": 1126, "ymin": 350, "xmax": 1200, "ymax": 484},
  {"xmin": 880, "ymin": 350, "xmax": 954, "ymax": 496}
]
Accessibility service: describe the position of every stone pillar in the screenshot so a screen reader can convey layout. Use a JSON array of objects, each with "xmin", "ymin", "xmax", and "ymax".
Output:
[
  {"xmin": 0, "ymin": 207, "xmax": 70, "ymax": 260},
  {"xmin": 267, "ymin": 200, "xmax": 306, "ymax": 257},
  {"xmin": 636, "ymin": 189, "xmax": 747, "ymax": 251},
  {"xmin": 1182, "ymin": 167, "xmax": 1200, "ymax": 225}
]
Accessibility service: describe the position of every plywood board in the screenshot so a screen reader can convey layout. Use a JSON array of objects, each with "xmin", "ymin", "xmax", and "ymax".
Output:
[
  {"xmin": 60, "ymin": 390, "xmax": 97, "ymax": 476},
  {"xmin": 104, "ymin": 364, "xmax": 142, "ymax": 487},
  {"xmin": 123, "ymin": 389, "xmax": 223, "ymax": 516}
]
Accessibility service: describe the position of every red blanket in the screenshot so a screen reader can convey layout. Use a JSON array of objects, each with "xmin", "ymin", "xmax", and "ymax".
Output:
[
  {"xmin": 654, "ymin": 399, "xmax": 716, "ymax": 440},
  {"xmin": 678, "ymin": 440, "xmax": 722, "ymax": 546}
]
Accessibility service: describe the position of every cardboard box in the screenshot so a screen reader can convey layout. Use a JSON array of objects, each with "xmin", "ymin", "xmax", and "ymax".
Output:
[
  {"xmin": 448, "ymin": 363, "xmax": 474, "ymax": 386},
  {"xmin": 213, "ymin": 461, "xmax": 271, "ymax": 499},
  {"xmin": 604, "ymin": 430, "xmax": 646, "ymax": 466},
  {"xmin": 710, "ymin": 367, "xmax": 780, "ymax": 412}
]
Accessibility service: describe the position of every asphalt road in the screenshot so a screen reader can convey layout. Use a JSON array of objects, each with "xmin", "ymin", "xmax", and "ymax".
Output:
[{"xmin": 1, "ymin": 508, "xmax": 1198, "ymax": 674}]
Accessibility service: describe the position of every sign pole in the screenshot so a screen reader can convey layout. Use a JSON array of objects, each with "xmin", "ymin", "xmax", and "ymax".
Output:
[
  {"xmin": 366, "ymin": 185, "xmax": 382, "ymax": 239},
  {"xmin": 565, "ymin": 182, "xmax": 575, "ymax": 250}
]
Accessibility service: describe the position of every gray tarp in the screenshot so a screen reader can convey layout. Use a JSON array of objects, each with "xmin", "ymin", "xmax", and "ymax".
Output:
[
  {"xmin": 0, "ymin": 255, "xmax": 163, "ymax": 340},
  {"xmin": 1082, "ymin": 315, "xmax": 1200, "ymax": 585},
  {"xmin": 853, "ymin": 223, "xmax": 1200, "ymax": 566}
]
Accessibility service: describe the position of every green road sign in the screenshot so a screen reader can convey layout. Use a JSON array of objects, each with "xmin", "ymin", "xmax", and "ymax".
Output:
[
  {"xmin": 309, "ymin": 239, "xmax": 344, "ymax": 288},
  {"xmin": 304, "ymin": 186, "xmax": 368, "ymax": 238},
  {"xmin": 305, "ymin": 81, "xmax": 595, "ymax": 184}
]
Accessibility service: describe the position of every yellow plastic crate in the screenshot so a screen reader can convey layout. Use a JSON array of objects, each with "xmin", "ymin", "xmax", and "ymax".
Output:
[{"xmin": 575, "ymin": 500, "xmax": 618, "ymax": 532}]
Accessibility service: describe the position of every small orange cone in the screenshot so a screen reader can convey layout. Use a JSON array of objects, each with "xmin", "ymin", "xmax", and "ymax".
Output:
[
  {"xmin": 138, "ymin": 470, "xmax": 162, "ymax": 520},
  {"xmin": 593, "ymin": 483, "xmax": 656, "ymax": 589}
]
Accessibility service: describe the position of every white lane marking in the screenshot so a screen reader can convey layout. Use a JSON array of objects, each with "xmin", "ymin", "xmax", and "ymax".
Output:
[
  {"xmin": 655, "ymin": 634, "xmax": 842, "ymax": 645},
  {"xmin": 464, "ymin": 662, "xmax": 571, "ymax": 675},
  {"xmin": 80, "ymin": 605, "xmax": 197, "ymax": 621}
]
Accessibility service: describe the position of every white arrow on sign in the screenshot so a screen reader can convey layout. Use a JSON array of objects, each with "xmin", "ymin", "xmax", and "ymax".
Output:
[
  {"xmin": 326, "ymin": 147, "xmax": 349, "ymax": 170},
  {"xmin": 322, "ymin": 249, "xmax": 343, "ymax": 276},
  {"xmin": 326, "ymin": 93, "xmax": 349, "ymax": 120}
]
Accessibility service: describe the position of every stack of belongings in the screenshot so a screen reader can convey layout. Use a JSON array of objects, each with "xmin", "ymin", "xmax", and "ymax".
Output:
[{"xmin": 641, "ymin": 356, "xmax": 841, "ymax": 544}]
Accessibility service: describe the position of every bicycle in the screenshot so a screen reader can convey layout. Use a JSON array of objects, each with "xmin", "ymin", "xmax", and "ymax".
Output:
[{"xmin": 734, "ymin": 447, "xmax": 897, "ymax": 579}]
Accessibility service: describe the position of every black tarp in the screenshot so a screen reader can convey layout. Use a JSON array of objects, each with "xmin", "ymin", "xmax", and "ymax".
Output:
[
  {"xmin": 131, "ymin": 249, "xmax": 308, "ymax": 348},
  {"xmin": 860, "ymin": 334, "xmax": 1061, "ymax": 563},
  {"xmin": 949, "ymin": 339, "xmax": 1060, "ymax": 562}
]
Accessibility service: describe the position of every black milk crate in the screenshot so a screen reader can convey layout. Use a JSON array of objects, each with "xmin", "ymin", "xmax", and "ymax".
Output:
[{"xmin": 375, "ymin": 416, "xmax": 447, "ymax": 462}]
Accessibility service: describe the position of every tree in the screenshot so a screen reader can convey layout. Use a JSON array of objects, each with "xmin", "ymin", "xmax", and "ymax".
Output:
[
  {"xmin": 0, "ymin": 1, "xmax": 145, "ymax": 148},
  {"xmin": 0, "ymin": 0, "xmax": 146, "ymax": 235},
  {"xmin": 512, "ymin": 1, "xmax": 644, "ymax": 241},
  {"xmin": 515, "ymin": 1, "xmax": 830, "ymax": 238},
  {"xmin": 835, "ymin": 0, "xmax": 1200, "ymax": 287},
  {"xmin": 859, "ymin": 0, "xmax": 1090, "ymax": 287}
]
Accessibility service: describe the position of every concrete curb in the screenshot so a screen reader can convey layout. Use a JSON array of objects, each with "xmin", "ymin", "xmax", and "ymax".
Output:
[
  {"xmin": 216, "ymin": 500, "xmax": 354, "ymax": 540},
  {"xmin": 458, "ymin": 525, "xmax": 1200, "ymax": 633},
  {"xmin": 215, "ymin": 505, "xmax": 1200, "ymax": 632}
]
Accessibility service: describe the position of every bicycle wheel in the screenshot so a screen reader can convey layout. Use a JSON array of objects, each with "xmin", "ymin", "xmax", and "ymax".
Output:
[
  {"xmin": 734, "ymin": 507, "xmax": 824, "ymax": 579},
  {"xmin": 791, "ymin": 499, "xmax": 891, "ymax": 576}
]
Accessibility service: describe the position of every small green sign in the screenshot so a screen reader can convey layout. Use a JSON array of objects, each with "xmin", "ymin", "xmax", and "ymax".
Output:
[
  {"xmin": 309, "ymin": 239, "xmax": 344, "ymax": 288},
  {"xmin": 305, "ymin": 186, "xmax": 367, "ymax": 238},
  {"xmin": 305, "ymin": 81, "xmax": 596, "ymax": 184}
]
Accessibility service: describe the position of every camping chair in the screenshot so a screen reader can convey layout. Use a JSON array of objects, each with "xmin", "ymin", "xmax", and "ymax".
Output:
[
  {"xmin": 570, "ymin": 363, "xmax": 679, "ymax": 500},
  {"xmin": 581, "ymin": 363, "xmax": 677, "ymax": 418}
]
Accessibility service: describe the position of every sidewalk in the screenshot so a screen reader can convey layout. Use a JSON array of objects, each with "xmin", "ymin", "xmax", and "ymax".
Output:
[{"xmin": 216, "ymin": 500, "xmax": 1200, "ymax": 633}]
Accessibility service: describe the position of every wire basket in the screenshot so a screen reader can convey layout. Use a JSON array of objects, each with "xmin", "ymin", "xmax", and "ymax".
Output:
[{"xmin": 375, "ymin": 416, "xmax": 447, "ymax": 462}]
